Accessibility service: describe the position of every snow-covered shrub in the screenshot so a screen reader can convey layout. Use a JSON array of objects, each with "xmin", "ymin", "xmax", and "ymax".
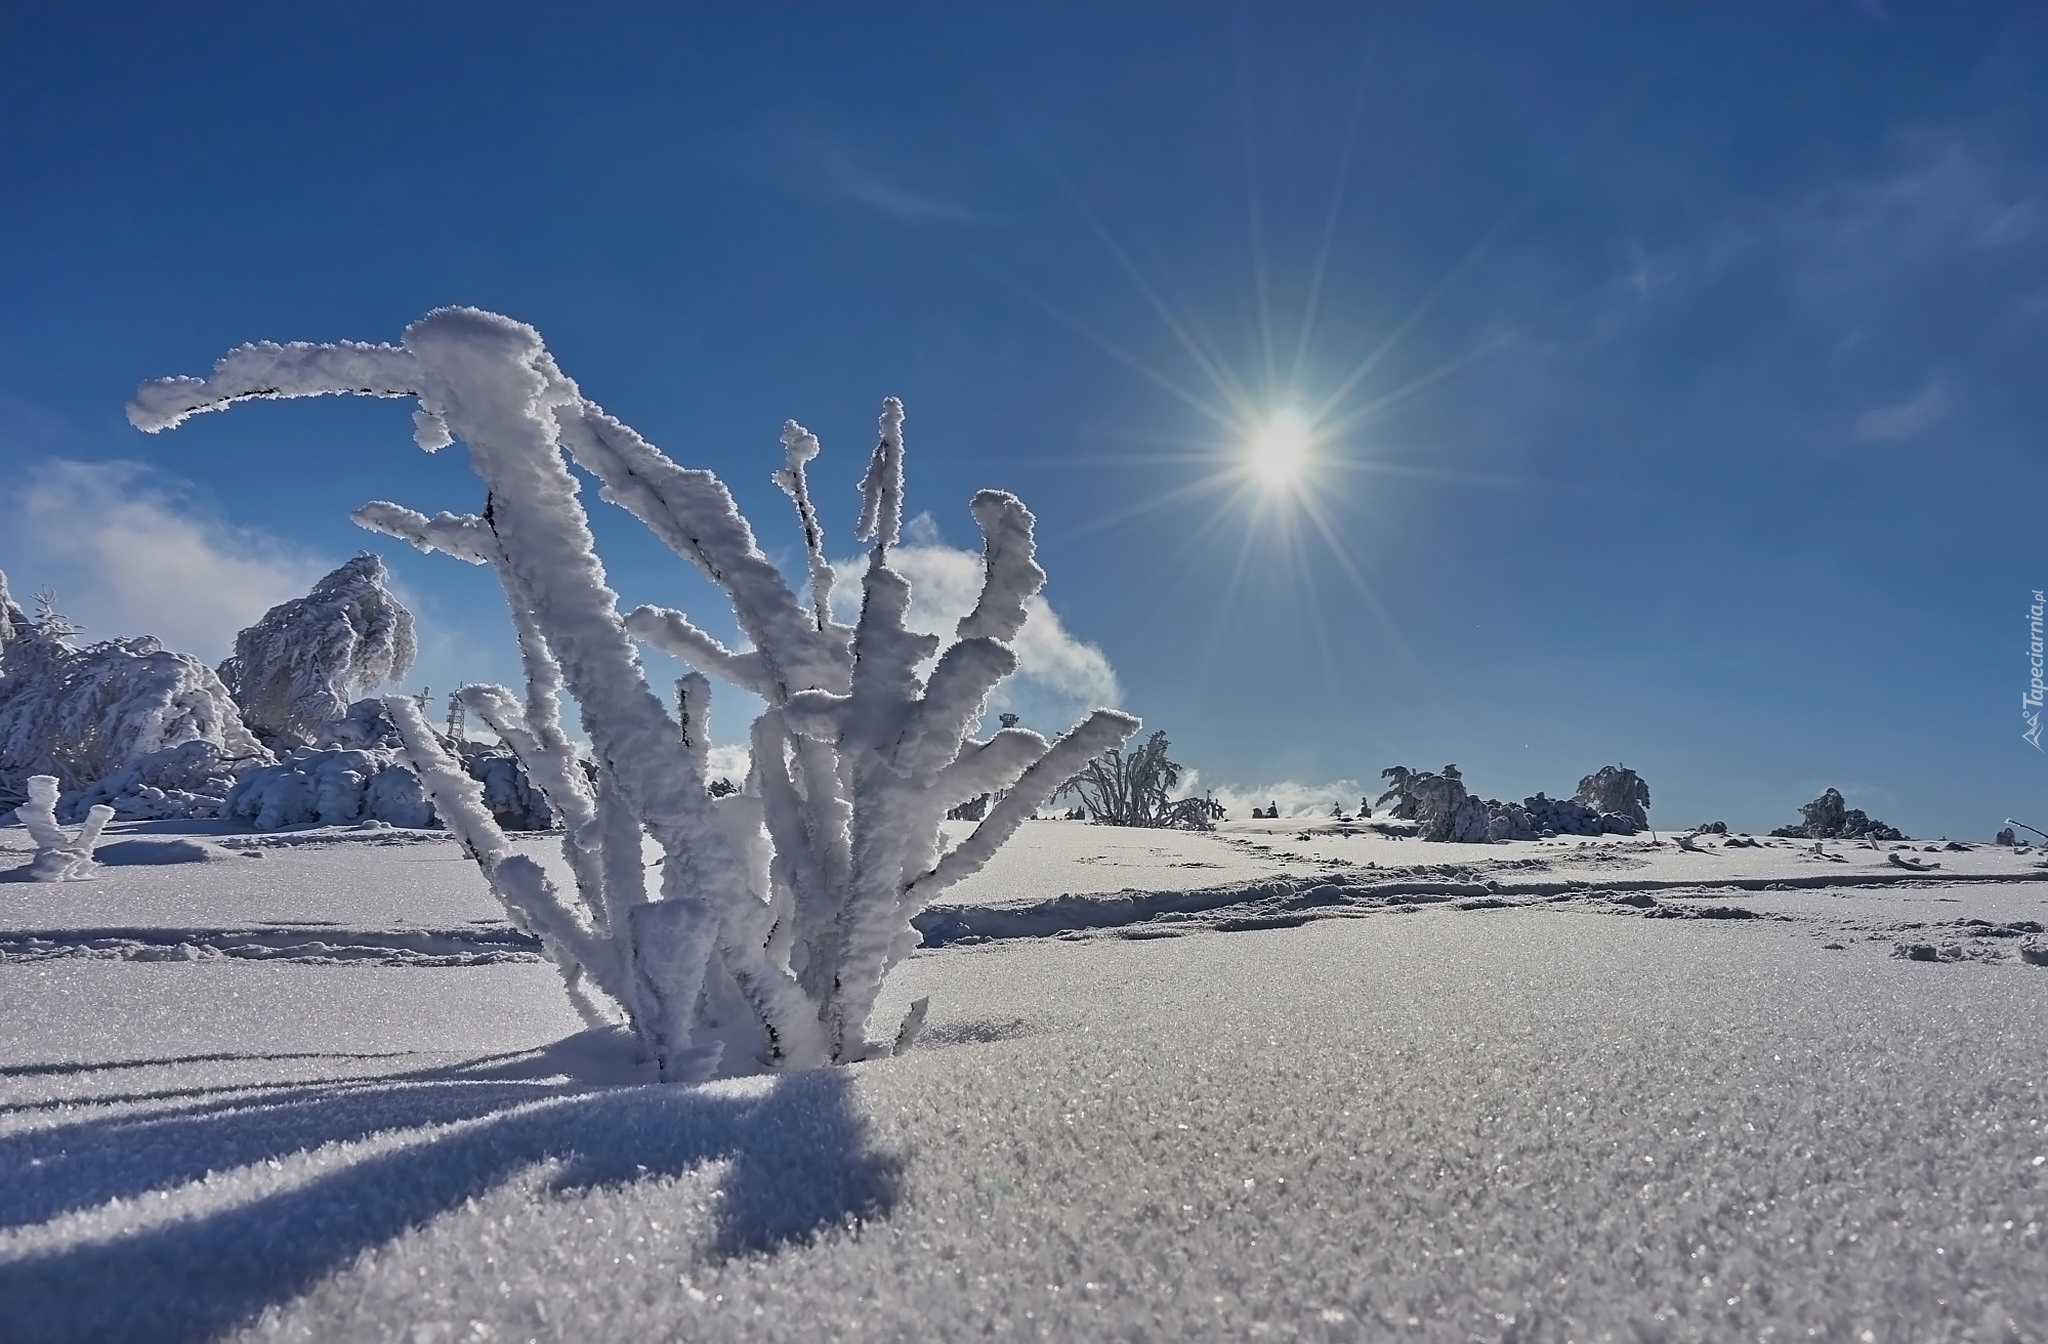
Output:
[
  {"xmin": 218, "ymin": 746, "xmax": 436, "ymax": 829},
  {"xmin": 317, "ymin": 696, "xmax": 404, "ymax": 749},
  {"xmin": 314, "ymin": 696, "xmax": 550, "ymax": 828},
  {"xmin": 0, "ymin": 578, "xmax": 269, "ymax": 809},
  {"xmin": 60, "ymin": 740, "xmax": 244, "ymax": 821},
  {"xmin": 1058, "ymin": 730, "xmax": 1216, "ymax": 828},
  {"xmin": 460, "ymin": 740, "xmax": 554, "ymax": 830},
  {"xmin": 11, "ymin": 775, "xmax": 113, "ymax": 881},
  {"xmin": 1769, "ymin": 788, "xmax": 1905, "ymax": 842},
  {"xmin": 1575, "ymin": 764, "xmax": 1650, "ymax": 828},
  {"xmin": 218, "ymin": 552, "xmax": 416, "ymax": 747},
  {"xmin": 134, "ymin": 307, "xmax": 1139, "ymax": 1079}
]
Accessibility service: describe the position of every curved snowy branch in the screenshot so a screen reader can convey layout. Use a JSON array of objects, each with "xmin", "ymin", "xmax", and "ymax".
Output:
[
  {"xmin": 352, "ymin": 502, "xmax": 495, "ymax": 565},
  {"xmin": 623, "ymin": 605, "xmax": 772, "ymax": 698},
  {"xmin": 954, "ymin": 491, "xmax": 1046, "ymax": 643},
  {"xmin": 774, "ymin": 420, "xmax": 837, "ymax": 631},
  {"xmin": 932, "ymin": 728, "xmax": 1049, "ymax": 806},
  {"xmin": 855, "ymin": 398, "xmax": 905, "ymax": 547},
  {"xmin": 560, "ymin": 405, "xmax": 846, "ymax": 698},
  {"xmin": 129, "ymin": 341, "xmax": 421, "ymax": 432},
  {"xmin": 907, "ymin": 709, "xmax": 1140, "ymax": 905}
]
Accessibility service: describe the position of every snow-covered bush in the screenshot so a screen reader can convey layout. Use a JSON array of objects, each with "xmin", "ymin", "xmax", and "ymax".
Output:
[
  {"xmin": 1057, "ymin": 730, "xmax": 1217, "ymax": 828},
  {"xmin": 1376, "ymin": 764, "xmax": 1491, "ymax": 842},
  {"xmin": 0, "ymin": 576, "xmax": 269, "ymax": 812},
  {"xmin": 61, "ymin": 740, "xmax": 245, "ymax": 821},
  {"xmin": 317, "ymin": 696, "xmax": 404, "ymax": 749},
  {"xmin": 11, "ymin": 775, "xmax": 113, "ymax": 881},
  {"xmin": 134, "ymin": 307, "xmax": 1138, "ymax": 1079},
  {"xmin": 460, "ymin": 739, "xmax": 554, "ymax": 831},
  {"xmin": 234, "ymin": 696, "xmax": 551, "ymax": 832},
  {"xmin": 1770, "ymin": 788, "xmax": 1905, "ymax": 842},
  {"xmin": 1576, "ymin": 764, "xmax": 1650, "ymax": 828},
  {"xmin": 1380, "ymin": 764, "xmax": 1644, "ymax": 843},
  {"xmin": 218, "ymin": 745, "xmax": 436, "ymax": 830},
  {"xmin": 219, "ymin": 552, "xmax": 417, "ymax": 748}
]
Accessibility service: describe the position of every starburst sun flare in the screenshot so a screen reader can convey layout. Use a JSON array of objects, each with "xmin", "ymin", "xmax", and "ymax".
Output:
[{"xmin": 1246, "ymin": 409, "xmax": 1312, "ymax": 489}]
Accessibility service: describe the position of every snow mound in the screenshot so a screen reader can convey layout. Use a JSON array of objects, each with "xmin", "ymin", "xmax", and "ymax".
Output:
[
  {"xmin": 90, "ymin": 837, "xmax": 234, "ymax": 866},
  {"xmin": 218, "ymin": 747, "xmax": 437, "ymax": 830},
  {"xmin": 58, "ymin": 739, "xmax": 246, "ymax": 822}
]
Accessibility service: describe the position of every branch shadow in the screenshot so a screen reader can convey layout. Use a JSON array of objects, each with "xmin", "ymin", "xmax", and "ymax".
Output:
[{"xmin": 0, "ymin": 1067, "xmax": 899, "ymax": 1344}]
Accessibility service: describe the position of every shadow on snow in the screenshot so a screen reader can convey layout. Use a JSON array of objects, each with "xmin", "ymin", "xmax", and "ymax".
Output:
[{"xmin": 0, "ymin": 1062, "xmax": 901, "ymax": 1343}]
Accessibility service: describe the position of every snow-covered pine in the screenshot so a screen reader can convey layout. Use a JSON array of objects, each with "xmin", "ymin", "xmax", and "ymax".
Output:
[
  {"xmin": 134, "ymin": 307, "xmax": 1140, "ymax": 1079},
  {"xmin": 11, "ymin": 775, "xmax": 113, "ymax": 881},
  {"xmin": 218, "ymin": 552, "xmax": 417, "ymax": 748},
  {"xmin": 0, "ymin": 583, "xmax": 270, "ymax": 816}
]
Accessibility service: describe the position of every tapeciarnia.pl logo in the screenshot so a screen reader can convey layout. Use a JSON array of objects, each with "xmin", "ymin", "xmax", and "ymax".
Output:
[{"xmin": 2027, "ymin": 590, "xmax": 2045, "ymax": 751}]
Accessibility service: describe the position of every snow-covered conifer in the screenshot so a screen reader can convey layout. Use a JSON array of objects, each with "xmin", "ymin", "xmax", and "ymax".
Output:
[
  {"xmin": 135, "ymin": 307, "xmax": 1138, "ymax": 1078},
  {"xmin": 219, "ymin": 552, "xmax": 416, "ymax": 747}
]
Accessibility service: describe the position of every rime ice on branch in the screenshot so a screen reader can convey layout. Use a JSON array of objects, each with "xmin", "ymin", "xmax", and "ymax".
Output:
[{"xmin": 134, "ymin": 307, "xmax": 1138, "ymax": 1079}]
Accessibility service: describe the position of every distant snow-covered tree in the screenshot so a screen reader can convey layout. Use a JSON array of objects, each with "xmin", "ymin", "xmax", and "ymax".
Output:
[
  {"xmin": 0, "ymin": 578, "xmax": 268, "ymax": 813},
  {"xmin": 1575, "ymin": 763, "xmax": 1650, "ymax": 828},
  {"xmin": 133, "ymin": 307, "xmax": 1138, "ymax": 1080},
  {"xmin": 218, "ymin": 551, "xmax": 417, "ymax": 747},
  {"xmin": 1770, "ymin": 787, "xmax": 1905, "ymax": 842},
  {"xmin": 0, "ymin": 572, "xmax": 29, "ymax": 660},
  {"xmin": 1057, "ymin": 730, "xmax": 1218, "ymax": 829},
  {"xmin": 1376, "ymin": 764, "xmax": 1491, "ymax": 842}
]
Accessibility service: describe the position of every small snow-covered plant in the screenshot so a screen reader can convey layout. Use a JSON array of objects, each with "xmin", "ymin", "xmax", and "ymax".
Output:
[
  {"xmin": 132, "ymin": 307, "xmax": 1139, "ymax": 1079},
  {"xmin": 219, "ymin": 552, "xmax": 417, "ymax": 748},
  {"xmin": 12, "ymin": 775, "xmax": 113, "ymax": 881}
]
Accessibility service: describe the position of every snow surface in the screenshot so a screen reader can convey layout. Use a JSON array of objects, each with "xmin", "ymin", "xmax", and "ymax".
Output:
[{"xmin": 1, "ymin": 817, "xmax": 2044, "ymax": 1341}]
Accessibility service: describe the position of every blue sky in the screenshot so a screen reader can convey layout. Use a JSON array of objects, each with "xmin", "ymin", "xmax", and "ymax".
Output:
[{"xmin": 3, "ymin": 2, "xmax": 2044, "ymax": 835}]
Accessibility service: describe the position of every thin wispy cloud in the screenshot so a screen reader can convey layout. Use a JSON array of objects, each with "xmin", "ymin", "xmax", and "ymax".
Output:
[
  {"xmin": 1855, "ymin": 375, "xmax": 1951, "ymax": 442},
  {"xmin": 811, "ymin": 144, "xmax": 993, "ymax": 224}
]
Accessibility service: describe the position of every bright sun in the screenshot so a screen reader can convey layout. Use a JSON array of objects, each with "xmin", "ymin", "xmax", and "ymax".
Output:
[{"xmin": 1247, "ymin": 410, "xmax": 1311, "ymax": 488}]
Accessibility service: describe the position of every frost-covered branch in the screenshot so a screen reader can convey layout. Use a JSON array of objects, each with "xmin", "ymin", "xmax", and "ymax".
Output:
[
  {"xmin": 137, "ymin": 306, "xmax": 1136, "ymax": 1078},
  {"xmin": 127, "ymin": 341, "xmax": 422, "ymax": 431}
]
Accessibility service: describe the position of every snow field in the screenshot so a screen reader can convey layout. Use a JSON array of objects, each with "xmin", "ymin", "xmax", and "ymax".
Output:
[{"xmin": 3, "ymin": 818, "xmax": 2047, "ymax": 1340}]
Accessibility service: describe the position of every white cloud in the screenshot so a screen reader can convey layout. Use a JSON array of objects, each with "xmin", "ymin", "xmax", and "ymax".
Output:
[
  {"xmin": 1188, "ymin": 775, "xmax": 1369, "ymax": 821},
  {"xmin": 827, "ymin": 537, "xmax": 1123, "ymax": 734},
  {"xmin": 4, "ymin": 459, "xmax": 330, "ymax": 661},
  {"xmin": 1854, "ymin": 376, "xmax": 1951, "ymax": 442}
]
